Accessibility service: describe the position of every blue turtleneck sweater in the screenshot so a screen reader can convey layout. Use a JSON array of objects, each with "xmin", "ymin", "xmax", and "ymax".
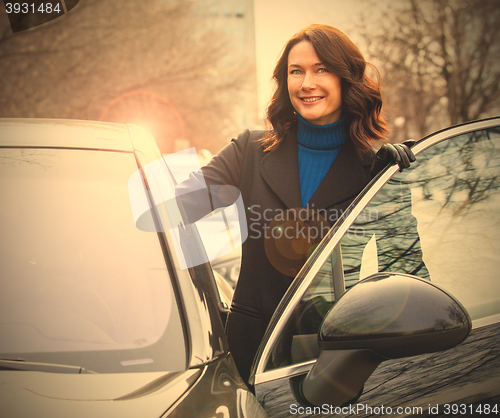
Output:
[{"xmin": 297, "ymin": 114, "xmax": 348, "ymax": 207}]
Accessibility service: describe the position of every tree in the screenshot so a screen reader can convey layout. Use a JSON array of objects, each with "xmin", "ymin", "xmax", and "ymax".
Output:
[
  {"xmin": 357, "ymin": 0, "xmax": 500, "ymax": 141},
  {"xmin": 0, "ymin": 0, "xmax": 255, "ymax": 153}
]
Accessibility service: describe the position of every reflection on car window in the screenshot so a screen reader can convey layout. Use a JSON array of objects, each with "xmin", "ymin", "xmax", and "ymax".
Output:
[
  {"xmin": 0, "ymin": 149, "xmax": 186, "ymax": 373},
  {"xmin": 265, "ymin": 126, "xmax": 500, "ymax": 372},
  {"xmin": 342, "ymin": 170, "xmax": 430, "ymax": 287},
  {"xmin": 405, "ymin": 128, "xmax": 500, "ymax": 322}
]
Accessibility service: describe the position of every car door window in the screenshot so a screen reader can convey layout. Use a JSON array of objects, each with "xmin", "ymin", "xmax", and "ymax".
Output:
[{"xmin": 263, "ymin": 124, "xmax": 500, "ymax": 373}]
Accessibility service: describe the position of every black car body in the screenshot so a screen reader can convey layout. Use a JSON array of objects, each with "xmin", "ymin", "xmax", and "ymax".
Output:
[
  {"xmin": 251, "ymin": 116, "xmax": 500, "ymax": 417},
  {"xmin": 0, "ymin": 119, "xmax": 265, "ymax": 418},
  {"xmin": 1, "ymin": 117, "xmax": 499, "ymax": 417}
]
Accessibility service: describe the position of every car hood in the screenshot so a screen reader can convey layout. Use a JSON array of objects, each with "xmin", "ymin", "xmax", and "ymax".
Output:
[{"xmin": 0, "ymin": 369, "xmax": 202, "ymax": 418}]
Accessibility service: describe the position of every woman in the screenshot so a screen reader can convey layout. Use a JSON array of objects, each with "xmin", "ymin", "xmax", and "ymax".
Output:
[{"xmin": 176, "ymin": 24, "xmax": 414, "ymax": 386}]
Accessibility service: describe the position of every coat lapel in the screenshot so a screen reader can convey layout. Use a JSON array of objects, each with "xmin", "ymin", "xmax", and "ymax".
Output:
[
  {"xmin": 259, "ymin": 130, "xmax": 302, "ymax": 209},
  {"xmin": 259, "ymin": 130, "xmax": 374, "ymax": 210}
]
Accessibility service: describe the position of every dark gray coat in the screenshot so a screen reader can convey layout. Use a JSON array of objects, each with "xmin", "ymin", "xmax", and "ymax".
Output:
[{"xmin": 177, "ymin": 128, "xmax": 374, "ymax": 384}]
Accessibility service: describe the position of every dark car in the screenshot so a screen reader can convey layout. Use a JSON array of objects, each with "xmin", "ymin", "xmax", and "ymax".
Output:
[
  {"xmin": 251, "ymin": 116, "xmax": 500, "ymax": 417},
  {"xmin": 0, "ymin": 119, "xmax": 264, "ymax": 418},
  {"xmin": 1, "ymin": 117, "xmax": 499, "ymax": 417},
  {"xmin": 163, "ymin": 149, "xmax": 243, "ymax": 290}
]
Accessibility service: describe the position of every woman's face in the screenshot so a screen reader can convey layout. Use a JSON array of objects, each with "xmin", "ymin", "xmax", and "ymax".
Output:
[{"xmin": 287, "ymin": 40, "xmax": 342, "ymax": 125}]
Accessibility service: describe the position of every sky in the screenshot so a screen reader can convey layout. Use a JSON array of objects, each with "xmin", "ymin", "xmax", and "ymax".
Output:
[{"xmin": 252, "ymin": 0, "xmax": 369, "ymax": 120}]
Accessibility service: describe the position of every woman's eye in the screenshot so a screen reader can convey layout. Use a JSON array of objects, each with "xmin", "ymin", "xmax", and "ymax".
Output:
[
  {"xmin": 289, "ymin": 69, "xmax": 302, "ymax": 75},
  {"xmin": 318, "ymin": 68, "xmax": 329, "ymax": 73}
]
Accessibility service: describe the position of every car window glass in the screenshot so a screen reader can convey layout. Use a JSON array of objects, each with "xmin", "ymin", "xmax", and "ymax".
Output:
[
  {"xmin": 0, "ymin": 149, "xmax": 186, "ymax": 373},
  {"xmin": 265, "ymin": 126, "xmax": 500, "ymax": 372},
  {"xmin": 160, "ymin": 149, "xmax": 245, "ymax": 276}
]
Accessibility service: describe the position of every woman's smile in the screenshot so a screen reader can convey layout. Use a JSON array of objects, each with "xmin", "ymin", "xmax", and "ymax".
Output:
[{"xmin": 300, "ymin": 96, "xmax": 324, "ymax": 103}]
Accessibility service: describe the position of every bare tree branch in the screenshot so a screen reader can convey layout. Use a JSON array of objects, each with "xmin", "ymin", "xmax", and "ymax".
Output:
[
  {"xmin": 356, "ymin": 0, "xmax": 500, "ymax": 140},
  {"xmin": 0, "ymin": 0, "xmax": 255, "ymax": 153}
]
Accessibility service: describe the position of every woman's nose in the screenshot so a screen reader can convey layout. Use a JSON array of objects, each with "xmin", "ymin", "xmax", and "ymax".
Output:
[{"xmin": 301, "ymin": 72, "xmax": 316, "ymax": 90}]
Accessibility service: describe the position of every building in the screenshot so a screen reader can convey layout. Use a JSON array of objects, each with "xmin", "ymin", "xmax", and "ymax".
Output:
[{"xmin": 195, "ymin": 0, "xmax": 262, "ymax": 133}]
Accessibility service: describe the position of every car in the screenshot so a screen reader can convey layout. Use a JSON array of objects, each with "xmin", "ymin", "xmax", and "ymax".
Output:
[
  {"xmin": 163, "ymin": 149, "xmax": 242, "ymax": 289},
  {"xmin": 1, "ymin": 117, "xmax": 499, "ymax": 418},
  {"xmin": 0, "ymin": 118, "xmax": 263, "ymax": 418},
  {"xmin": 211, "ymin": 247, "xmax": 242, "ymax": 289},
  {"xmin": 251, "ymin": 116, "xmax": 500, "ymax": 417}
]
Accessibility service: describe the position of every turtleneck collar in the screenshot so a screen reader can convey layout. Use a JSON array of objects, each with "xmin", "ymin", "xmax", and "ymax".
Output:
[{"xmin": 296, "ymin": 113, "xmax": 348, "ymax": 150}]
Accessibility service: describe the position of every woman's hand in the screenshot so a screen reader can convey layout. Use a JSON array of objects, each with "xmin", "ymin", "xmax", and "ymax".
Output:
[{"xmin": 371, "ymin": 140, "xmax": 416, "ymax": 177}]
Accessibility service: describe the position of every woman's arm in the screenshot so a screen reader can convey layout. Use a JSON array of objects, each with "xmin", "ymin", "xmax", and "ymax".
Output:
[{"xmin": 174, "ymin": 130, "xmax": 252, "ymax": 224}]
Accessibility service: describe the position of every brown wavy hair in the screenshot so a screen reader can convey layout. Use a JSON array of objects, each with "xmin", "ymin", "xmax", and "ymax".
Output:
[{"xmin": 260, "ymin": 24, "xmax": 387, "ymax": 152}]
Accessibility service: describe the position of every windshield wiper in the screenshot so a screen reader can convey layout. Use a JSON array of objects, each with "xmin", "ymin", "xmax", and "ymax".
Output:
[{"xmin": 0, "ymin": 358, "xmax": 97, "ymax": 374}]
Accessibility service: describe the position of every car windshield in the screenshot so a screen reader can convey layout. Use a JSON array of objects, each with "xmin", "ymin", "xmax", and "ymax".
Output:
[{"xmin": 0, "ymin": 148, "xmax": 186, "ymax": 373}]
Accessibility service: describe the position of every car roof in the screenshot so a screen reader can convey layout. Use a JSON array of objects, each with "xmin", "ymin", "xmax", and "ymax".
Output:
[{"xmin": 0, "ymin": 118, "xmax": 136, "ymax": 152}]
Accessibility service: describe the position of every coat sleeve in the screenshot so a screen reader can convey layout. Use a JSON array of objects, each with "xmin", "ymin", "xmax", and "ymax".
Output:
[{"xmin": 174, "ymin": 130, "xmax": 252, "ymax": 224}]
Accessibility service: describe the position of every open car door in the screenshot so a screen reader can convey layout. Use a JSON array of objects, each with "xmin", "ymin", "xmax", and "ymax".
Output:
[{"xmin": 252, "ymin": 117, "xmax": 500, "ymax": 417}]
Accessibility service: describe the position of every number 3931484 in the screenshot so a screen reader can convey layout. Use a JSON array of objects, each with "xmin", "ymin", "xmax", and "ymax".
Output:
[{"xmin": 2, "ymin": 1, "xmax": 80, "ymax": 33}]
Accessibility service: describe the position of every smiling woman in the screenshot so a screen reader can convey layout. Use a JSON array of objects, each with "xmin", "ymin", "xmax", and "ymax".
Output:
[
  {"xmin": 261, "ymin": 24, "xmax": 388, "ymax": 153},
  {"xmin": 172, "ymin": 24, "xmax": 417, "ymax": 387}
]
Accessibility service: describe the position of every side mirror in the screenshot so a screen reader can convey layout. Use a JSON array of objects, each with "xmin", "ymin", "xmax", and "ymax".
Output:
[{"xmin": 296, "ymin": 273, "xmax": 471, "ymax": 407}]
